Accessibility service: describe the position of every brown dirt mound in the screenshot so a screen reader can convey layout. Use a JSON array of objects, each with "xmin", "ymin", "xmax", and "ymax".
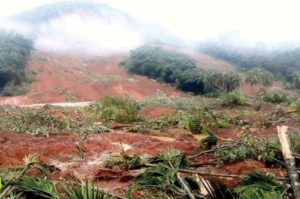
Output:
[{"xmin": 140, "ymin": 107, "xmax": 177, "ymax": 119}]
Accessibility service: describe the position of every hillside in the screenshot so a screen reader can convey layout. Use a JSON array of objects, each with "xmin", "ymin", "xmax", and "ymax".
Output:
[
  {"xmin": 0, "ymin": 47, "xmax": 239, "ymax": 105},
  {"xmin": 0, "ymin": 51, "xmax": 183, "ymax": 105},
  {"xmin": 1, "ymin": 1, "xmax": 300, "ymax": 198},
  {"xmin": 161, "ymin": 45, "xmax": 235, "ymax": 73},
  {"xmin": 2, "ymin": 1, "xmax": 177, "ymax": 54}
]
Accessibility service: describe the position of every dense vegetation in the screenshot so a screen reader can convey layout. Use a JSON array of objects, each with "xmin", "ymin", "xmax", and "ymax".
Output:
[
  {"xmin": 200, "ymin": 42, "xmax": 300, "ymax": 87},
  {"xmin": 121, "ymin": 46, "xmax": 240, "ymax": 94},
  {"xmin": 0, "ymin": 31, "xmax": 34, "ymax": 96}
]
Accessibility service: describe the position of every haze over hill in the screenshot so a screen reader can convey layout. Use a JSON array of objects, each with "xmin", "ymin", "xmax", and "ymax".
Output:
[
  {"xmin": 0, "ymin": 1, "xmax": 178, "ymax": 55},
  {"xmin": 2, "ymin": 0, "xmax": 300, "ymax": 55},
  {"xmin": 0, "ymin": 0, "xmax": 299, "ymax": 103}
]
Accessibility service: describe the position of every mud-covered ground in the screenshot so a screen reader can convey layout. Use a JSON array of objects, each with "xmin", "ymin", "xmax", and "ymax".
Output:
[{"xmin": 1, "ymin": 101, "xmax": 298, "ymax": 195}]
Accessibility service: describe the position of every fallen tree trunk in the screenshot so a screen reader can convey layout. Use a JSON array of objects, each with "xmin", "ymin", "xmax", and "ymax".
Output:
[
  {"xmin": 277, "ymin": 126, "xmax": 300, "ymax": 199},
  {"xmin": 178, "ymin": 169, "xmax": 240, "ymax": 178}
]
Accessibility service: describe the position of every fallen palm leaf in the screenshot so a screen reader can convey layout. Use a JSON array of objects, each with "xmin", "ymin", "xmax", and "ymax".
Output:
[{"xmin": 15, "ymin": 176, "xmax": 59, "ymax": 199}]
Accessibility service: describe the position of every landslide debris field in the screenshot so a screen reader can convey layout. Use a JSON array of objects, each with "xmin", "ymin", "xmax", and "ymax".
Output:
[
  {"xmin": 2, "ymin": 1, "xmax": 300, "ymax": 198},
  {"xmin": 1, "ymin": 90, "xmax": 300, "ymax": 198},
  {"xmin": 0, "ymin": 51, "xmax": 181, "ymax": 105},
  {"xmin": 1, "ymin": 33, "xmax": 300, "ymax": 198}
]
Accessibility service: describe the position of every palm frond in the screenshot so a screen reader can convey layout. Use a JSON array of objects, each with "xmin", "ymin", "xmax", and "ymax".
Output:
[
  {"xmin": 62, "ymin": 180, "xmax": 110, "ymax": 199},
  {"xmin": 23, "ymin": 154, "xmax": 39, "ymax": 167},
  {"xmin": 15, "ymin": 176, "xmax": 59, "ymax": 199},
  {"xmin": 149, "ymin": 150, "xmax": 190, "ymax": 168},
  {"xmin": 234, "ymin": 171, "xmax": 288, "ymax": 199}
]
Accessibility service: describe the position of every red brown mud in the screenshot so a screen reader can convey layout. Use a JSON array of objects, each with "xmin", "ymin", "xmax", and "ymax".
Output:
[
  {"xmin": 213, "ymin": 159, "xmax": 287, "ymax": 187},
  {"xmin": 239, "ymin": 81, "xmax": 295, "ymax": 97},
  {"xmin": 0, "ymin": 130, "xmax": 198, "ymax": 193},
  {"xmin": 0, "ymin": 51, "xmax": 181, "ymax": 105},
  {"xmin": 140, "ymin": 107, "xmax": 177, "ymax": 119},
  {"xmin": 0, "ymin": 130, "xmax": 198, "ymax": 173},
  {"xmin": 213, "ymin": 127, "xmax": 242, "ymax": 143},
  {"xmin": 214, "ymin": 159, "xmax": 286, "ymax": 176},
  {"xmin": 147, "ymin": 129, "xmax": 196, "ymax": 142}
]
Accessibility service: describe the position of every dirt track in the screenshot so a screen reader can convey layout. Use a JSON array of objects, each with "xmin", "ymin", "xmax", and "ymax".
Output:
[{"xmin": 21, "ymin": 101, "xmax": 93, "ymax": 108}]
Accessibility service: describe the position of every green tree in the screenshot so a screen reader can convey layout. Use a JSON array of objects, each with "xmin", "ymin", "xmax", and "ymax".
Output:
[
  {"xmin": 245, "ymin": 68, "xmax": 274, "ymax": 94},
  {"xmin": 121, "ymin": 46, "xmax": 240, "ymax": 94},
  {"xmin": 292, "ymin": 71, "xmax": 300, "ymax": 89},
  {"xmin": 0, "ymin": 31, "xmax": 33, "ymax": 95}
]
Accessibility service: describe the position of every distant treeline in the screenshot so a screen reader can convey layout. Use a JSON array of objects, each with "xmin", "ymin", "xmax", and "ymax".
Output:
[
  {"xmin": 0, "ymin": 31, "xmax": 33, "ymax": 95},
  {"xmin": 121, "ymin": 46, "xmax": 240, "ymax": 94},
  {"xmin": 199, "ymin": 42, "xmax": 300, "ymax": 82}
]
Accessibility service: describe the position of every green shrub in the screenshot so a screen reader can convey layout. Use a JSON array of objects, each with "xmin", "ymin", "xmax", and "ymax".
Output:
[
  {"xmin": 89, "ymin": 96, "xmax": 143, "ymax": 123},
  {"xmin": 142, "ymin": 108, "xmax": 220, "ymax": 134},
  {"xmin": 6, "ymin": 111, "xmax": 69, "ymax": 137},
  {"xmin": 140, "ymin": 90, "xmax": 198, "ymax": 110},
  {"xmin": 215, "ymin": 144, "xmax": 256, "ymax": 163},
  {"xmin": 292, "ymin": 71, "xmax": 300, "ymax": 89},
  {"xmin": 294, "ymin": 101, "xmax": 300, "ymax": 113},
  {"xmin": 245, "ymin": 68, "xmax": 274, "ymax": 87},
  {"xmin": 215, "ymin": 133, "xmax": 281, "ymax": 164},
  {"xmin": 1, "ymin": 81, "xmax": 30, "ymax": 96},
  {"xmin": 187, "ymin": 113, "xmax": 204, "ymax": 134},
  {"xmin": 77, "ymin": 125, "xmax": 110, "ymax": 135},
  {"xmin": 234, "ymin": 171, "xmax": 287, "ymax": 199},
  {"xmin": 220, "ymin": 90, "xmax": 250, "ymax": 107},
  {"xmin": 105, "ymin": 153, "xmax": 142, "ymax": 170},
  {"xmin": 263, "ymin": 92, "xmax": 291, "ymax": 105},
  {"xmin": 289, "ymin": 132, "xmax": 300, "ymax": 154}
]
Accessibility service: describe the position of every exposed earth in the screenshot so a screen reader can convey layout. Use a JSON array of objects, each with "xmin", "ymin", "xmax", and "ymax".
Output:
[
  {"xmin": 0, "ymin": 48, "xmax": 298, "ymax": 197},
  {"xmin": 0, "ymin": 51, "xmax": 181, "ymax": 105}
]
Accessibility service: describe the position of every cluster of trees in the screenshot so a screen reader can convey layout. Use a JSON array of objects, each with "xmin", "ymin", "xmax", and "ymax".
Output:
[
  {"xmin": 121, "ymin": 46, "xmax": 240, "ymax": 94},
  {"xmin": 244, "ymin": 67, "xmax": 274, "ymax": 94},
  {"xmin": 200, "ymin": 42, "xmax": 300, "ymax": 85},
  {"xmin": 292, "ymin": 71, "xmax": 300, "ymax": 89},
  {"xmin": 245, "ymin": 68, "xmax": 274, "ymax": 87},
  {"xmin": 0, "ymin": 31, "xmax": 33, "ymax": 95}
]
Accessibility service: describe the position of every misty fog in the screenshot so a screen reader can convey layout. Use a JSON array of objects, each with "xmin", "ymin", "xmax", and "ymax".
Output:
[{"xmin": 0, "ymin": 0, "xmax": 300, "ymax": 55}]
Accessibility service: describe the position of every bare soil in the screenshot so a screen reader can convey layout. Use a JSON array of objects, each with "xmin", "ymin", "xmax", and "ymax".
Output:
[{"xmin": 0, "ymin": 52, "xmax": 181, "ymax": 105}]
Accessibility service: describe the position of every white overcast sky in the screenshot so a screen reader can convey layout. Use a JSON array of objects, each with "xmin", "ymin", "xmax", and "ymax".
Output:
[{"xmin": 0, "ymin": 0, "xmax": 300, "ymax": 43}]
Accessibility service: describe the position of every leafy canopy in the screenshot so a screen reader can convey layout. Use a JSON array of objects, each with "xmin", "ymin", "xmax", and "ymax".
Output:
[{"xmin": 121, "ymin": 46, "xmax": 240, "ymax": 94}]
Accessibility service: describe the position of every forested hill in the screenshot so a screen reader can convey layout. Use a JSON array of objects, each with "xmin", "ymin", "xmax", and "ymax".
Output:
[
  {"xmin": 199, "ymin": 41, "xmax": 300, "ymax": 83},
  {"xmin": 121, "ymin": 46, "xmax": 240, "ymax": 94},
  {"xmin": 9, "ymin": 1, "xmax": 134, "ymax": 26},
  {"xmin": 0, "ymin": 31, "xmax": 33, "ymax": 96},
  {"xmin": 5, "ymin": 1, "xmax": 176, "ymax": 46}
]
